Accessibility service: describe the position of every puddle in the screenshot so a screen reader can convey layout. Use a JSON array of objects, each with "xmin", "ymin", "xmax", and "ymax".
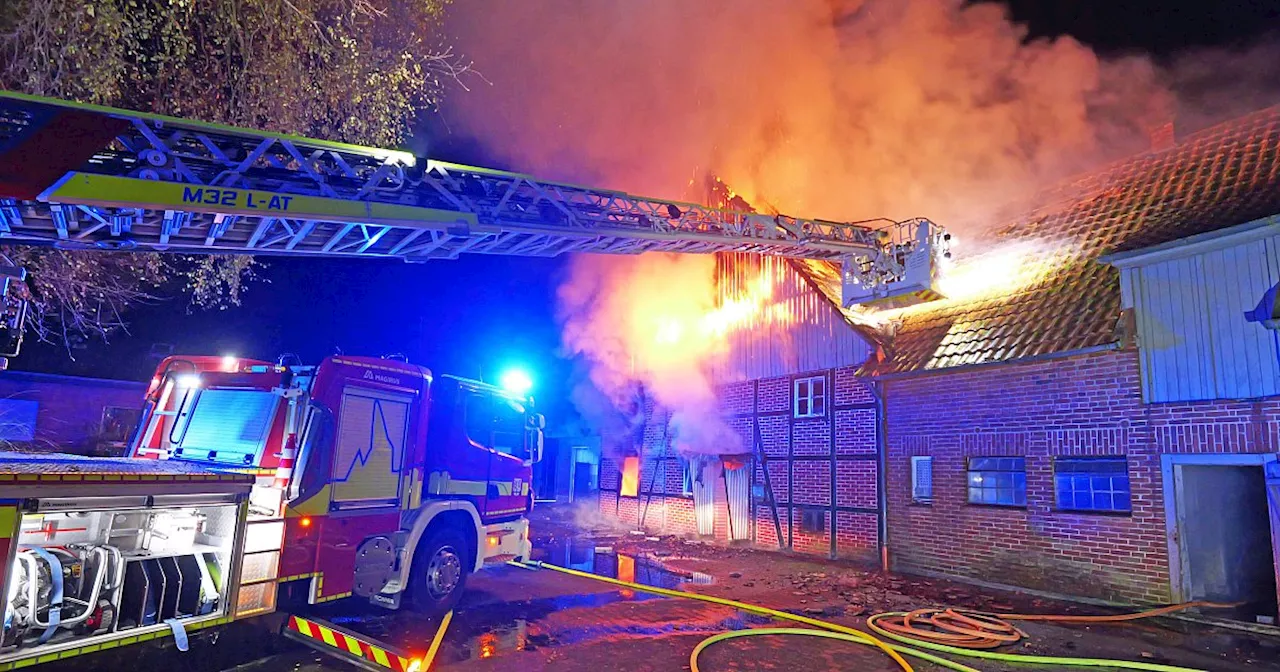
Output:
[
  {"xmin": 533, "ymin": 537, "xmax": 714, "ymax": 590},
  {"xmin": 302, "ymin": 538, "xmax": 718, "ymax": 666}
]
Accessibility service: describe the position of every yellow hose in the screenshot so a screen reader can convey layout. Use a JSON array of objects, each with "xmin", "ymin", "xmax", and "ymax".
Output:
[
  {"xmin": 509, "ymin": 560, "xmax": 914, "ymax": 671},
  {"xmin": 691, "ymin": 628, "xmax": 980, "ymax": 672},
  {"xmin": 510, "ymin": 560, "xmax": 1211, "ymax": 672}
]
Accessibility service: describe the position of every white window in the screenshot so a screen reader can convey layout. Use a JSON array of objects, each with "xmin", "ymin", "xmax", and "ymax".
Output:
[
  {"xmin": 793, "ymin": 375, "xmax": 826, "ymax": 418},
  {"xmin": 911, "ymin": 456, "xmax": 933, "ymax": 504},
  {"xmin": 681, "ymin": 458, "xmax": 695, "ymax": 496}
]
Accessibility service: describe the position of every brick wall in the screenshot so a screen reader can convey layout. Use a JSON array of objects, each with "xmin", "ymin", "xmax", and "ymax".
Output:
[
  {"xmin": 885, "ymin": 348, "xmax": 1280, "ymax": 604},
  {"xmin": 599, "ymin": 366, "xmax": 882, "ymax": 560}
]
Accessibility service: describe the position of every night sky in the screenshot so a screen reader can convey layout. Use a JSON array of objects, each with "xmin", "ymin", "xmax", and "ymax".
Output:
[{"xmin": 11, "ymin": 1, "xmax": 1280, "ymax": 429}]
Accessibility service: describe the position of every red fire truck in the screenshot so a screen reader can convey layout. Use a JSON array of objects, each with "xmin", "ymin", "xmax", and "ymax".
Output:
[
  {"xmin": 131, "ymin": 353, "xmax": 541, "ymax": 609},
  {"xmin": 1, "ymin": 352, "xmax": 542, "ymax": 670}
]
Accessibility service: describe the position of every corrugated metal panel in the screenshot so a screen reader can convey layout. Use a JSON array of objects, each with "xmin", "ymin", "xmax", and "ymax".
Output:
[
  {"xmin": 724, "ymin": 464, "xmax": 752, "ymax": 541},
  {"xmin": 1124, "ymin": 235, "xmax": 1280, "ymax": 402},
  {"xmin": 711, "ymin": 254, "xmax": 872, "ymax": 382}
]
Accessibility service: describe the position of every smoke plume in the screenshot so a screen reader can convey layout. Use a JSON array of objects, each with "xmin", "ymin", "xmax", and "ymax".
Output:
[
  {"xmin": 558, "ymin": 254, "xmax": 744, "ymax": 456},
  {"xmin": 445, "ymin": 0, "xmax": 1173, "ymax": 237},
  {"xmin": 443, "ymin": 0, "xmax": 1275, "ymax": 452}
]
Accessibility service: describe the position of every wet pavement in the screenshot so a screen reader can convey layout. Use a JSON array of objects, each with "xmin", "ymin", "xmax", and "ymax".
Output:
[{"xmin": 30, "ymin": 501, "xmax": 1280, "ymax": 671}]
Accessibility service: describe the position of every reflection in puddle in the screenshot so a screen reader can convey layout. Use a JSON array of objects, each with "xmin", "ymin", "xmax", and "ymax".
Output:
[
  {"xmin": 303, "ymin": 538, "xmax": 719, "ymax": 667},
  {"xmin": 538, "ymin": 537, "xmax": 714, "ymax": 590},
  {"xmin": 433, "ymin": 539, "xmax": 717, "ymax": 663}
]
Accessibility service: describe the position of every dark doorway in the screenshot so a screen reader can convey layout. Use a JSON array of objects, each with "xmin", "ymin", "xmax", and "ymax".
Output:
[
  {"xmin": 1178, "ymin": 464, "xmax": 1279, "ymax": 622},
  {"xmin": 572, "ymin": 460, "xmax": 596, "ymax": 503}
]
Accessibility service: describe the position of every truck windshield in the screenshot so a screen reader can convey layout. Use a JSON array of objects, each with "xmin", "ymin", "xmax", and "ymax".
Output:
[{"xmin": 171, "ymin": 388, "xmax": 279, "ymax": 465}]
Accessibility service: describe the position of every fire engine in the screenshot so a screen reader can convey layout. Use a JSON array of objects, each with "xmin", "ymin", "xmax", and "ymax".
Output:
[{"xmin": 0, "ymin": 91, "xmax": 949, "ymax": 670}]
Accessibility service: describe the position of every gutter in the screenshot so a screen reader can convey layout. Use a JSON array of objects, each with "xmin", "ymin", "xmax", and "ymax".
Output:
[{"xmin": 1100, "ymin": 214, "xmax": 1280, "ymax": 268}]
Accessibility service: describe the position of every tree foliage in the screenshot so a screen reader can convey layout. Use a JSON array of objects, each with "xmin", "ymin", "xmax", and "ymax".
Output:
[{"xmin": 0, "ymin": 0, "xmax": 464, "ymax": 348}]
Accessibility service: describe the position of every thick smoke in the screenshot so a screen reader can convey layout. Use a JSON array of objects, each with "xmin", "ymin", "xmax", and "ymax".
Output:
[
  {"xmin": 442, "ymin": 0, "xmax": 1270, "ymax": 454},
  {"xmin": 558, "ymin": 254, "xmax": 744, "ymax": 456},
  {"xmin": 445, "ymin": 0, "xmax": 1171, "ymax": 237}
]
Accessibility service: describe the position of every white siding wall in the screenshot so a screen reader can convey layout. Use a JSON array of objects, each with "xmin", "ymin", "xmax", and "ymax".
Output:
[
  {"xmin": 710, "ymin": 254, "xmax": 873, "ymax": 382},
  {"xmin": 1119, "ymin": 226, "xmax": 1280, "ymax": 402}
]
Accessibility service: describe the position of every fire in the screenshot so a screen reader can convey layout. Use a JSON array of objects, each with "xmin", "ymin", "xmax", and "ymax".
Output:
[
  {"xmin": 560, "ymin": 253, "xmax": 785, "ymax": 457},
  {"xmin": 619, "ymin": 456, "xmax": 640, "ymax": 497}
]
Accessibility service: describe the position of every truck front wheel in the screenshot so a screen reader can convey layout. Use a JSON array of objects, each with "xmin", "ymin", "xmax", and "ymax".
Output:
[{"xmin": 408, "ymin": 526, "xmax": 471, "ymax": 615}]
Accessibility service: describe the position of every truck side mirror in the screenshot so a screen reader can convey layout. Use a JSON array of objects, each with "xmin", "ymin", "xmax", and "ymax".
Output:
[
  {"xmin": 527, "ymin": 428, "xmax": 544, "ymax": 464},
  {"xmin": 526, "ymin": 413, "xmax": 545, "ymax": 464}
]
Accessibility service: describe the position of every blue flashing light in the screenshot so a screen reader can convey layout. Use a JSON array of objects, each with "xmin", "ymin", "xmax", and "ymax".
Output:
[{"xmin": 499, "ymin": 368, "xmax": 534, "ymax": 396}]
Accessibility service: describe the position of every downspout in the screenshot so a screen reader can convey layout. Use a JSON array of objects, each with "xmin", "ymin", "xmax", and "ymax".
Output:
[{"xmin": 866, "ymin": 377, "xmax": 890, "ymax": 573}]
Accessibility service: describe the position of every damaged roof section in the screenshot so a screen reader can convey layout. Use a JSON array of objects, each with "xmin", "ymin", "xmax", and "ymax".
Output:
[{"xmin": 792, "ymin": 105, "xmax": 1280, "ymax": 376}]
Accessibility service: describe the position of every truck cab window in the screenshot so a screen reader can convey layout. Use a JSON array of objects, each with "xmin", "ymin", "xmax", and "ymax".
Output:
[{"xmin": 465, "ymin": 394, "xmax": 527, "ymax": 458}]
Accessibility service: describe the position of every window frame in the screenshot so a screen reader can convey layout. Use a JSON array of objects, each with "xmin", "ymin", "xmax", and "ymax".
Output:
[
  {"xmin": 966, "ymin": 456, "xmax": 1027, "ymax": 508},
  {"xmin": 910, "ymin": 455, "xmax": 933, "ymax": 505},
  {"xmin": 681, "ymin": 457, "xmax": 695, "ymax": 497},
  {"xmin": 1053, "ymin": 456, "xmax": 1132, "ymax": 514},
  {"xmin": 793, "ymin": 375, "xmax": 827, "ymax": 419},
  {"xmin": 464, "ymin": 393, "xmax": 528, "ymax": 460},
  {"xmin": 799, "ymin": 507, "xmax": 825, "ymax": 534},
  {"xmin": 99, "ymin": 405, "xmax": 141, "ymax": 444}
]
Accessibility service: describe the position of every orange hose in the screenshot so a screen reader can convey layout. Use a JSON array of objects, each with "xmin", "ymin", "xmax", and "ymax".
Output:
[
  {"xmin": 872, "ymin": 601, "xmax": 1238, "ymax": 650},
  {"xmin": 997, "ymin": 600, "xmax": 1240, "ymax": 623}
]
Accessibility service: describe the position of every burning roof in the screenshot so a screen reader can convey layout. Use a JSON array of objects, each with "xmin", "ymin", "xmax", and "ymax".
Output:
[{"xmin": 791, "ymin": 105, "xmax": 1280, "ymax": 375}]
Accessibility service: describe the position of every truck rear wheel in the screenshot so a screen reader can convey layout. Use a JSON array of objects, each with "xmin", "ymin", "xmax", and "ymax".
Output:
[{"xmin": 408, "ymin": 526, "xmax": 470, "ymax": 615}]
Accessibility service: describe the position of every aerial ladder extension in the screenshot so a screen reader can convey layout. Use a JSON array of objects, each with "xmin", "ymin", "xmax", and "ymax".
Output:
[{"xmin": 0, "ymin": 91, "xmax": 947, "ymax": 308}]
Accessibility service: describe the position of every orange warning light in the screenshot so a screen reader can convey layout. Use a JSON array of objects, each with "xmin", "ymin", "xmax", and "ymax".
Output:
[{"xmin": 300, "ymin": 516, "xmax": 312, "ymax": 528}]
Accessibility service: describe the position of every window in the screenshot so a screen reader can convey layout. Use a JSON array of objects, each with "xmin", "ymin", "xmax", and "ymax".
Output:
[
  {"xmin": 619, "ymin": 456, "xmax": 640, "ymax": 497},
  {"xmin": 172, "ymin": 390, "xmax": 278, "ymax": 465},
  {"xmin": 465, "ymin": 394, "xmax": 527, "ymax": 458},
  {"xmin": 681, "ymin": 458, "xmax": 695, "ymax": 496},
  {"xmin": 100, "ymin": 406, "xmax": 140, "ymax": 443},
  {"xmin": 0, "ymin": 399, "xmax": 37, "ymax": 441},
  {"xmin": 1054, "ymin": 457, "xmax": 1131, "ymax": 512},
  {"xmin": 911, "ymin": 456, "xmax": 933, "ymax": 504},
  {"xmin": 800, "ymin": 508, "xmax": 825, "ymax": 533},
  {"xmin": 794, "ymin": 375, "xmax": 826, "ymax": 418},
  {"xmin": 967, "ymin": 457, "xmax": 1027, "ymax": 506}
]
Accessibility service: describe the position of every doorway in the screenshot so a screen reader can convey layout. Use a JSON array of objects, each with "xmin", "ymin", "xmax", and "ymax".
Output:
[{"xmin": 1167, "ymin": 455, "xmax": 1279, "ymax": 623}]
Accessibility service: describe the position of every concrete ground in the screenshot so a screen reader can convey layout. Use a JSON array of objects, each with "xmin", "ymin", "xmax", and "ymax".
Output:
[{"xmin": 33, "ymin": 501, "xmax": 1280, "ymax": 672}]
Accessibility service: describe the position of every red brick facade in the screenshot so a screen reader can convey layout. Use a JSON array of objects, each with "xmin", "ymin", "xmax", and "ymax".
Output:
[
  {"xmin": 885, "ymin": 347, "xmax": 1279, "ymax": 604},
  {"xmin": 599, "ymin": 366, "xmax": 882, "ymax": 560}
]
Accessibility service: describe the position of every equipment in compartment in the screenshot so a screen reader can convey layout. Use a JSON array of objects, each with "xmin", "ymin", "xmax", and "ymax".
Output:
[
  {"xmin": 3, "ymin": 504, "xmax": 236, "ymax": 654},
  {"xmin": 3, "ymin": 544, "xmax": 123, "ymax": 647}
]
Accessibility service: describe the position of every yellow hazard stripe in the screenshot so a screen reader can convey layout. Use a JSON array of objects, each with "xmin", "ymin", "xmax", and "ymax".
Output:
[
  {"xmin": 370, "ymin": 647, "xmax": 391, "ymax": 667},
  {"xmin": 342, "ymin": 633, "xmax": 364, "ymax": 656}
]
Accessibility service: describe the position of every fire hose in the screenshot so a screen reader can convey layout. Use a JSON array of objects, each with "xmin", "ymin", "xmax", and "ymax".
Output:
[{"xmin": 510, "ymin": 560, "xmax": 1219, "ymax": 672}]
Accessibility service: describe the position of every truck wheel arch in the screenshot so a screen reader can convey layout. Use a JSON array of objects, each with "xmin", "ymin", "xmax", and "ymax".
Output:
[{"xmin": 397, "ymin": 500, "xmax": 486, "ymax": 592}]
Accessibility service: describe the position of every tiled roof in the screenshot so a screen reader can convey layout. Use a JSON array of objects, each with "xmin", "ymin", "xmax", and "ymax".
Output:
[{"xmin": 792, "ymin": 105, "xmax": 1280, "ymax": 375}]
